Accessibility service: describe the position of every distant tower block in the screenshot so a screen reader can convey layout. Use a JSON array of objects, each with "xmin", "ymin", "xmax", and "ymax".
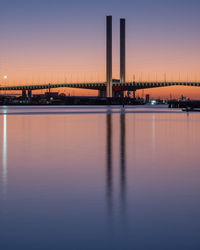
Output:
[
  {"xmin": 120, "ymin": 18, "xmax": 126, "ymax": 85},
  {"xmin": 106, "ymin": 15, "xmax": 112, "ymax": 98}
]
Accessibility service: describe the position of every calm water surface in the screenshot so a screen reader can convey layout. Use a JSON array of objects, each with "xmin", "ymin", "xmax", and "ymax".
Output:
[{"xmin": 0, "ymin": 105, "xmax": 200, "ymax": 250}]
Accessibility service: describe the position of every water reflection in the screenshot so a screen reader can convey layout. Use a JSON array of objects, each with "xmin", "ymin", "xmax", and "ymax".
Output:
[
  {"xmin": 2, "ymin": 108, "xmax": 7, "ymax": 197},
  {"xmin": 120, "ymin": 112, "xmax": 126, "ymax": 214},
  {"xmin": 106, "ymin": 108, "xmax": 127, "ymax": 218},
  {"xmin": 152, "ymin": 114, "xmax": 156, "ymax": 159},
  {"xmin": 1, "ymin": 107, "xmax": 200, "ymax": 249},
  {"xmin": 106, "ymin": 112, "xmax": 113, "ymax": 216}
]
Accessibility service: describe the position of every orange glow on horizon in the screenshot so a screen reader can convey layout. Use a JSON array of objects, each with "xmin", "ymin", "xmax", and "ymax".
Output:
[{"xmin": 1, "ymin": 22, "xmax": 200, "ymax": 99}]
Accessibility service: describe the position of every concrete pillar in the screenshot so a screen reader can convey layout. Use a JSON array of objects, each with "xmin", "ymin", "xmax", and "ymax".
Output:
[
  {"xmin": 28, "ymin": 90, "xmax": 32, "ymax": 99},
  {"xmin": 22, "ymin": 90, "xmax": 27, "ymax": 98},
  {"xmin": 133, "ymin": 89, "xmax": 136, "ymax": 99},
  {"xmin": 48, "ymin": 84, "xmax": 51, "ymax": 95},
  {"xmin": 120, "ymin": 18, "xmax": 126, "ymax": 98},
  {"xmin": 106, "ymin": 16, "xmax": 112, "ymax": 98},
  {"xmin": 114, "ymin": 91, "xmax": 124, "ymax": 98},
  {"xmin": 98, "ymin": 90, "xmax": 106, "ymax": 98},
  {"xmin": 120, "ymin": 18, "xmax": 126, "ymax": 85}
]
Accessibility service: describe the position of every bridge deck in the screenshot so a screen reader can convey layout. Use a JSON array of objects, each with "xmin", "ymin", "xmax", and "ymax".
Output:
[{"xmin": 0, "ymin": 82, "xmax": 200, "ymax": 91}]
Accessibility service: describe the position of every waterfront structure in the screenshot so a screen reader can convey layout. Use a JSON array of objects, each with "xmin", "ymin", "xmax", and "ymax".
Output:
[
  {"xmin": 120, "ymin": 18, "xmax": 126, "ymax": 89},
  {"xmin": 1, "ymin": 16, "xmax": 200, "ymax": 98},
  {"xmin": 106, "ymin": 16, "xmax": 113, "ymax": 98}
]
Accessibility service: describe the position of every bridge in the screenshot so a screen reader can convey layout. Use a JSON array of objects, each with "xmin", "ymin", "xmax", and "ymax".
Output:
[
  {"xmin": 0, "ymin": 81, "xmax": 199, "ymax": 92},
  {"xmin": 1, "ymin": 16, "xmax": 199, "ymax": 97}
]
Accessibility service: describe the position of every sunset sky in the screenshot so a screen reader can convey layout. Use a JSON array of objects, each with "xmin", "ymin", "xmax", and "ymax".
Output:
[{"xmin": 1, "ymin": 0, "xmax": 200, "ymax": 98}]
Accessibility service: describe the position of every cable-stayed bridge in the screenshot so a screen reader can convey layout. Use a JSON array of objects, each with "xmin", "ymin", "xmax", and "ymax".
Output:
[
  {"xmin": 0, "ymin": 81, "xmax": 200, "ymax": 92},
  {"xmin": 1, "ymin": 16, "xmax": 199, "ymax": 97}
]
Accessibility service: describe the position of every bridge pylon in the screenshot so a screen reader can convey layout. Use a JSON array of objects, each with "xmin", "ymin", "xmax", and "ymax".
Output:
[
  {"xmin": 120, "ymin": 18, "xmax": 126, "ymax": 98},
  {"xmin": 106, "ymin": 16, "xmax": 113, "ymax": 98}
]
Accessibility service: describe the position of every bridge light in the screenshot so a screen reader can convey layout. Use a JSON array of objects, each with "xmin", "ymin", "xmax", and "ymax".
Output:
[{"xmin": 151, "ymin": 100, "xmax": 157, "ymax": 105}]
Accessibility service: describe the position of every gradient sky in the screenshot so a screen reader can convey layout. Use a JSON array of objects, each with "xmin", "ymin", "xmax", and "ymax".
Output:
[{"xmin": 1, "ymin": 0, "xmax": 200, "ymax": 98}]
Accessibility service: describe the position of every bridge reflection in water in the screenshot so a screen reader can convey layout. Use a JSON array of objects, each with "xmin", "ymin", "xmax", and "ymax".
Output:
[
  {"xmin": 106, "ymin": 109, "xmax": 126, "ymax": 219},
  {"xmin": 1, "ymin": 109, "xmax": 7, "ymax": 198},
  {"xmin": 106, "ymin": 112, "xmax": 113, "ymax": 216},
  {"xmin": 120, "ymin": 112, "xmax": 126, "ymax": 215}
]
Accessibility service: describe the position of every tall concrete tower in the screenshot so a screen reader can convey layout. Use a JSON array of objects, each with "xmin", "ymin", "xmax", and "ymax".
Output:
[
  {"xmin": 106, "ymin": 16, "xmax": 112, "ymax": 98},
  {"xmin": 120, "ymin": 18, "xmax": 126, "ymax": 85}
]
